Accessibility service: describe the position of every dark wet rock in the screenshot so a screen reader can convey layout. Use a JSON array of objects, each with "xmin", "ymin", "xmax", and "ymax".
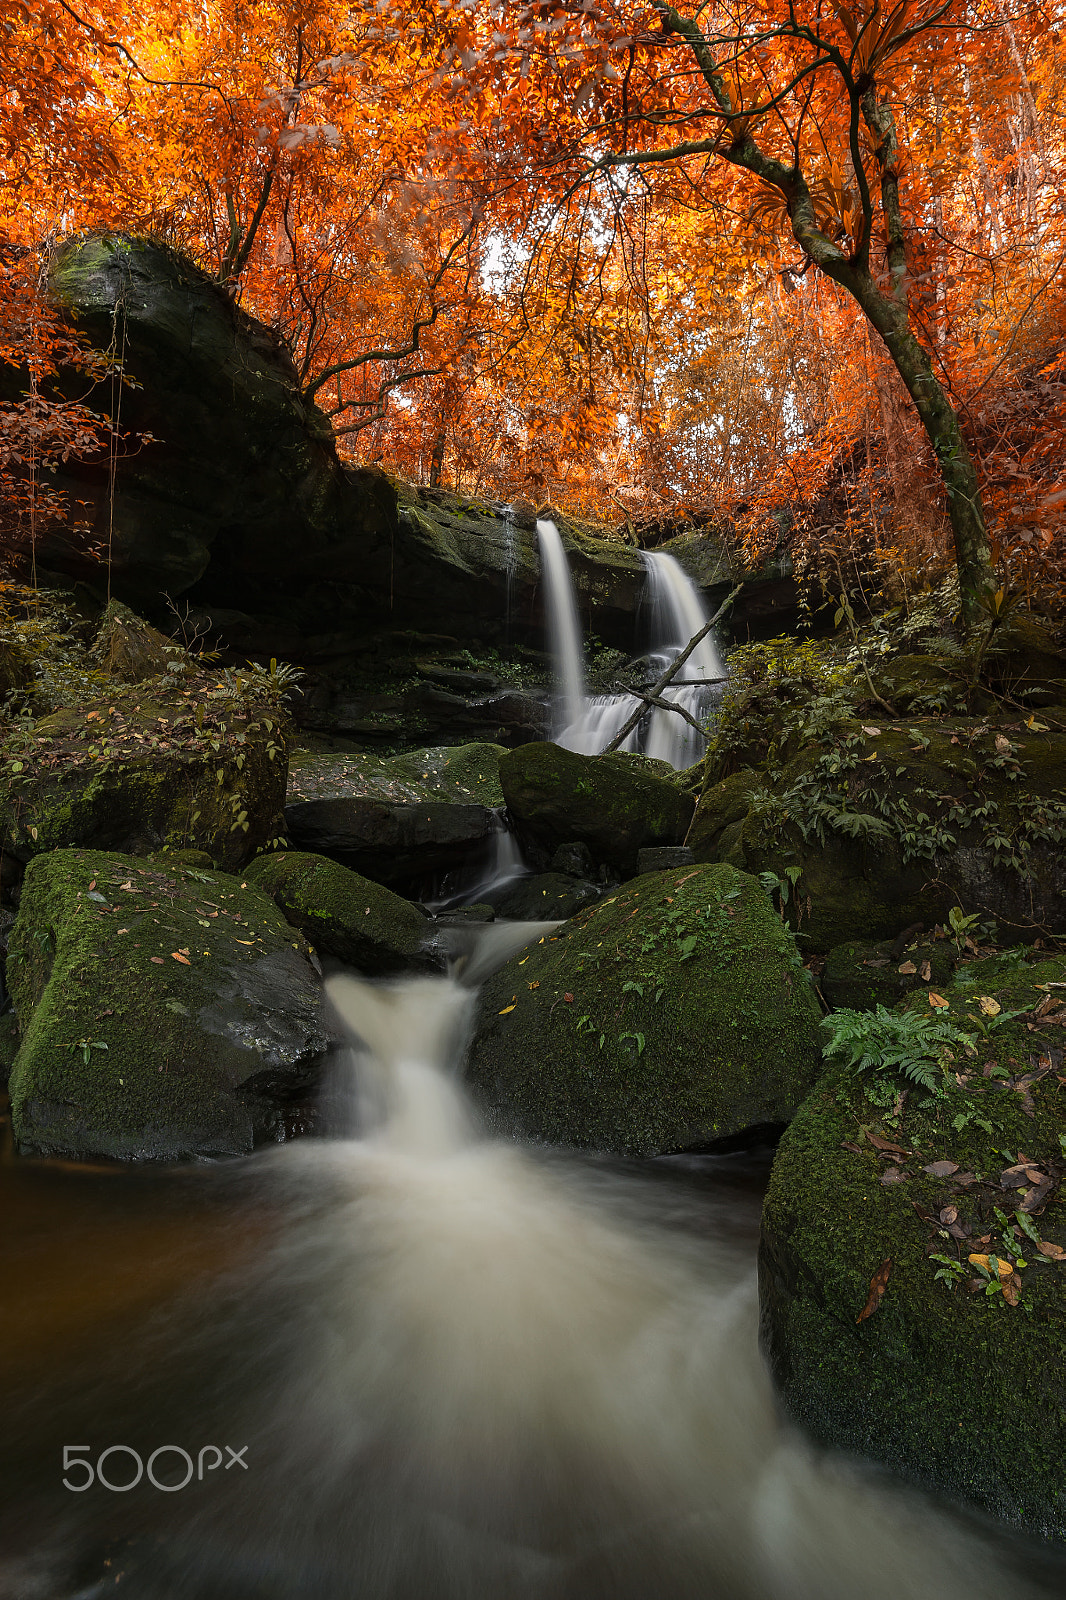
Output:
[
  {"xmin": 548, "ymin": 841, "xmax": 597, "ymax": 878},
  {"xmin": 284, "ymin": 796, "xmax": 497, "ymax": 887},
  {"xmin": 466, "ymin": 862, "xmax": 823, "ymax": 1155},
  {"xmin": 488, "ymin": 873, "xmax": 604, "ymax": 922},
  {"xmin": 821, "ymin": 938, "xmax": 958, "ymax": 1010},
  {"xmin": 414, "ymin": 661, "xmax": 501, "ymax": 694},
  {"xmin": 243, "ymin": 850, "xmax": 440, "ymax": 975},
  {"xmin": 7, "ymin": 849, "xmax": 338, "ymax": 1161},
  {"xmin": 401, "ymin": 684, "xmax": 548, "ymax": 747},
  {"xmin": 760, "ymin": 953, "xmax": 1066, "ymax": 1538},
  {"xmin": 636, "ymin": 845, "xmax": 695, "ymax": 874},
  {"xmin": 432, "ymin": 903, "xmax": 496, "ymax": 924},
  {"xmin": 0, "ymin": 1011, "xmax": 18, "ymax": 1086},
  {"xmin": 0, "ymin": 688, "xmax": 287, "ymax": 875},
  {"xmin": 500, "ymin": 742, "xmax": 694, "ymax": 874}
]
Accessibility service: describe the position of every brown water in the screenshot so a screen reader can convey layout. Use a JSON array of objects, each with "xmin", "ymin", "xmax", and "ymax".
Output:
[{"xmin": 1, "ymin": 951, "xmax": 1064, "ymax": 1600}]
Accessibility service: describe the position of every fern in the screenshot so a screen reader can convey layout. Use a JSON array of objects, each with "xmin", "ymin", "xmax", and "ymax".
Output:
[{"xmin": 822, "ymin": 1006, "xmax": 974, "ymax": 1095}]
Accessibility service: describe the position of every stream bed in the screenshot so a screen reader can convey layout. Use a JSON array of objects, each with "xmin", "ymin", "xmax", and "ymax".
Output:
[{"xmin": 1, "ymin": 927, "xmax": 1064, "ymax": 1600}]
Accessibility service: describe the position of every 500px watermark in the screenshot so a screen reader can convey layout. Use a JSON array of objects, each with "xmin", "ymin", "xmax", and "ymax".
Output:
[{"xmin": 62, "ymin": 1445, "xmax": 248, "ymax": 1492}]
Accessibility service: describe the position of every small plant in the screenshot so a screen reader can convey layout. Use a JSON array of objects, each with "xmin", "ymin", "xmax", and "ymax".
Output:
[
  {"xmin": 822, "ymin": 1005, "xmax": 974, "ymax": 1095},
  {"xmin": 947, "ymin": 905, "xmax": 982, "ymax": 950}
]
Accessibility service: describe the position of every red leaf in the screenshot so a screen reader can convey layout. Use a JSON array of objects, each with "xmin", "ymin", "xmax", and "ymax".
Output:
[{"xmin": 857, "ymin": 1259, "xmax": 892, "ymax": 1323}]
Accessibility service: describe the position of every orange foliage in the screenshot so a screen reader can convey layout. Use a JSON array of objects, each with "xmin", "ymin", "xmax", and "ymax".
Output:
[{"xmin": 4, "ymin": 0, "xmax": 1066, "ymax": 601}]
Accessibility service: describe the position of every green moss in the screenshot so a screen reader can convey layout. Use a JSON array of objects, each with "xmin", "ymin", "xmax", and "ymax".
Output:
[
  {"xmin": 821, "ymin": 938, "xmax": 958, "ymax": 1010},
  {"xmin": 7, "ymin": 848, "xmax": 330, "ymax": 1161},
  {"xmin": 740, "ymin": 718, "xmax": 1066, "ymax": 949},
  {"xmin": 465, "ymin": 863, "xmax": 823, "ymax": 1154},
  {"xmin": 243, "ymin": 850, "xmax": 434, "ymax": 975},
  {"xmin": 0, "ymin": 690, "xmax": 287, "ymax": 871},
  {"xmin": 688, "ymin": 768, "xmax": 762, "ymax": 862},
  {"xmin": 287, "ymin": 742, "xmax": 507, "ymax": 807},
  {"xmin": 761, "ymin": 957, "xmax": 1066, "ymax": 1537}
]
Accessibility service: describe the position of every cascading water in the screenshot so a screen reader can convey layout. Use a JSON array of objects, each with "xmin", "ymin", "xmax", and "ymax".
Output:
[
  {"xmin": 4, "ymin": 940, "xmax": 1059, "ymax": 1600},
  {"xmin": 545, "ymin": 543, "xmax": 725, "ymax": 768},
  {"xmin": 641, "ymin": 550, "xmax": 724, "ymax": 768},
  {"xmin": 535, "ymin": 517, "xmax": 589, "ymax": 742}
]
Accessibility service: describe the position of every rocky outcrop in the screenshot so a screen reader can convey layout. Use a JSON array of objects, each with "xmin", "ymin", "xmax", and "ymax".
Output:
[
  {"xmin": 500, "ymin": 742, "xmax": 695, "ymax": 874},
  {"xmin": 287, "ymin": 743, "xmax": 508, "ymax": 807},
  {"xmin": 26, "ymin": 234, "xmax": 792, "ymax": 653},
  {"xmin": 7, "ymin": 849, "xmax": 337, "ymax": 1160},
  {"xmin": 760, "ymin": 952, "xmax": 1066, "ymax": 1537},
  {"xmin": 465, "ymin": 862, "xmax": 823, "ymax": 1155}
]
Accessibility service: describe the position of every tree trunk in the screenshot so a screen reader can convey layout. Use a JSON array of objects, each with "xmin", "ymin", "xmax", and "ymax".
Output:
[{"xmin": 848, "ymin": 264, "xmax": 995, "ymax": 621}]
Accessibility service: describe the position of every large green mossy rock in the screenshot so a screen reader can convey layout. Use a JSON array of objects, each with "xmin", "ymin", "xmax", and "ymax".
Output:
[
  {"xmin": 821, "ymin": 937, "xmax": 958, "ymax": 1010},
  {"xmin": 7, "ymin": 850, "xmax": 337, "ymax": 1161},
  {"xmin": 243, "ymin": 850, "xmax": 439, "ymax": 975},
  {"xmin": 688, "ymin": 768, "xmax": 761, "ymax": 863},
  {"xmin": 725, "ymin": 718, "xmax": 1066, "ymax": 949},
  {"xmin": 760, "ymin": 955, "xmax": 1066, "ymax": 1537},
  {"xmin": 287, "ymin": 743, "xmax": 506, "ymax": 807},
  {"xmin": 499, "ymin": 742, "xmax": 694, "ymax": 873},
  {"xmin": 0, "ymin": 690, "xmax": 286, "ymax": 873},
  {"xmin": 465, "ymin": 863, "xmax": 823, "ymax": 1154}
]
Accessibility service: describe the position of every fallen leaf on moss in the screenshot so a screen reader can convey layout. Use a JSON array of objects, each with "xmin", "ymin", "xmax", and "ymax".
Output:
[
  {"xmin": 1002, "ymin": 1272, "xmax": 1022, "ymax": 1307},
  {"xmin": 929, "ymin": 992, "xmax": 949, "ymax": 1009},
  {"xmin": 920, "ymin": 961, "xmax": 932, "ymax": 981},
  {"xmin": 923, "ymin": 1159, "xmax": 959, "ymax": 1178},
  {"xmin": 977, "ymin": 995, "xmax": 1001, "ymax": 1016},
  {"xmin": 499, "ymin": 999, "xmax": 517, "ymax": 1015},
  {"xmin": 1036, "ymin": 1241, "xmax": 1066, "ymax": 1261},
  {"xmin": 898, "ymin": 961, "xmax": 917, "ymax": 975},
  {"xmin": 880, "ymin": 1166, "xmax": 906, "ymax": 1185},
  {"xmin": 150, "ymin": 956, "xmax": 164, "ymax": 964},
  {"xmin": 969, "ymin": 1253, "xmax": 1014, "ymax": 1279},
  {"xmin": 857, "ymin": 1259, "xmax": 892, "ymax": 1322},
  {"xmin": 170, "ymin": 952, "xmax": 190, "ymax": 965}
]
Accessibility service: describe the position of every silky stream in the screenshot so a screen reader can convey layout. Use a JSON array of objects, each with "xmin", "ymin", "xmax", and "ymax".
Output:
[{"xmin": 0, "ymin": 923, "xmax": 1063, "ymax": 1600}]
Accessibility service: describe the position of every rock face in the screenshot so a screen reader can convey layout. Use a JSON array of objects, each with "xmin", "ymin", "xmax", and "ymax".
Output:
[
  {"xmin": 465, "ymin": 863, "xmax": 824, "ymax": 1155},
  {"xmin": 7, "ymin": 850, "xmax": 337, "ymax": 1161},
  {"xmin": 760, "ymin": 954, "xmax": 1066, "ymax": 1538},
  {"xmin": 26, "ymin": 235, "xmax": 792, "ymax": 651},
  {"xmin": 92, "ymin": 599, "xmax": 175, "ymax": 682},
  {"xmin": 695, "ymin": 719, "xmax": 1066, "ymax": 949},
  {"xmin": 500, "ymin": 742, "xmax": 695, "ymax": 873},
  {"xmin": 284, "ymin": 795, "xmax": 497, "ymax": 887},
  {"xmin": 0, "ymin": 689, "xmax": 287, "ymax": 875},
  {"xmin": 243, "ymin": 850, "xmax": 440, "ymax": 975}
]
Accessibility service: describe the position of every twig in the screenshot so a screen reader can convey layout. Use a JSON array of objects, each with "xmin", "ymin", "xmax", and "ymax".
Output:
[{"xmin": 603, "ymin": 585, "xmax": 742, "ymax": 754}]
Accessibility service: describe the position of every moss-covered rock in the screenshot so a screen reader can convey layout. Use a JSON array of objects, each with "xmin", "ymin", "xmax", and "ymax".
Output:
[
  {"xmin": 867, "ymin": 653, "xmax": 972, "ymax": 715},
  {"xmin": 821, "ymin": 937, "xmax": 959, "ymax": 1010},
  {"xmin": 92, "ymin": 599, "xmax": 174, "ymax": 682},
  {"xmin": 464, "ymin": 862, "xmax": 824, "ymax": 1154},
  {"xmin": 0, "ymin": 1009, "xmax": 19, "ymax": 1085},
  {"xmin": 0, "ymin": 689, "xmax": 286, "ymax": 873},
  {"xmin": 499, "ymin": 742, "xmax": 695, "ymax": 873},
  {"xmin": 983, "ymin": 611, "xmax": 1066, "ymax": 705},
  {"xmin": 735, "ymin": 718, "xmax": 1066, "ymax": 949},
  {"xmin": 688, "ymin": 768, "xmax": 761, "ymax": 862},
  {"xmin": 287, "ymin": 742, "xmax": 506, "ymax": 807},
  {"xmin": 7, "ymin": 849, "xmax": 337, "ymax": 1161},
  {"xmin": 760, "ymin": 955, "xmax": 1066, "ymax": 1537},
  {"xmin": 243, "ymin": 850, "xmax": 438, "ymax": 975}
]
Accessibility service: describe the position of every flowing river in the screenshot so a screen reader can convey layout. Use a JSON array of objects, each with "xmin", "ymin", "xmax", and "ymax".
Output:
[{"xmin": 1, "ymin": 924, "xmax": 1063, "ymax": 1600}]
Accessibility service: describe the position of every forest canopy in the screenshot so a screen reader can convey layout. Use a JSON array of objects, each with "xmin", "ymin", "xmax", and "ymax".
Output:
[{"xmin": 6, "ymin": 0, "xmax": 1066, "ymax": 612}]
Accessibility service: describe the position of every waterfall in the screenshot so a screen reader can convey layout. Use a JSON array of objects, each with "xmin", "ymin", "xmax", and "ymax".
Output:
[
  {"xmin": 536, "ymin": 517, "xmax": 589, "ymax": 741},
  {"xmin": 640, "ymin": 550, "xmax": 724, "ymax": 768}
]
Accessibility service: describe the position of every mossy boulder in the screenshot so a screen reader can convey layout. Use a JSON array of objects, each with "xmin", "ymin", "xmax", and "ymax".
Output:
[
  {"xmin": 287, "ymin": 742, "xmax": 506, "ymax": 807},
  {"xmin": 0, "ymin": 690, "xmax": 287, "ymax": 874},
  {"xmin": 499, "ymin": 742, "xmax": 695, "ymax": 873},
  {"xmin": 7, "ymin": 849, "xmax": 337, "ymax": 1161},
  {"xmin": 760, "ymin": 954, "xmax": 1066, "ymax": 1537},
  {"xmin": 821, "ymin": 937, "xmax": 958, "ymax": 1010},
  {"xmin": 867, "ymin": 653, "xmax": 971, "ymax": 715},
  {"xmin": 688, "ymin": 768, "xmax": 761, "ymax": 862},
  {"xmin": 92, "ymin": 599, "xmax": 174, "ymax": 682},
  {"xmin": 733, "ymin": 718, "xmax": 1066, "ymax": 950},
  {"xmin": 243, "ymin": 850, "xmax": 439, "ymax": 975},
  {"xmin": 984, "ymin": 611, "xmax": 1066, "ymax": 705},
  {"xmin": 464, "ymin": 862, "xmax": 824, "ymax": 1155}
]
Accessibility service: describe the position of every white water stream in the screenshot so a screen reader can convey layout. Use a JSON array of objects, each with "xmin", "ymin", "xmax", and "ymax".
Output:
[
  {"xmin": 1, "ymin": 932, "xmax": 1060, "ymax": 1598},
  {"xmin": 537, "ymin": 530, "xmax": 724, "ymax": 768}
]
